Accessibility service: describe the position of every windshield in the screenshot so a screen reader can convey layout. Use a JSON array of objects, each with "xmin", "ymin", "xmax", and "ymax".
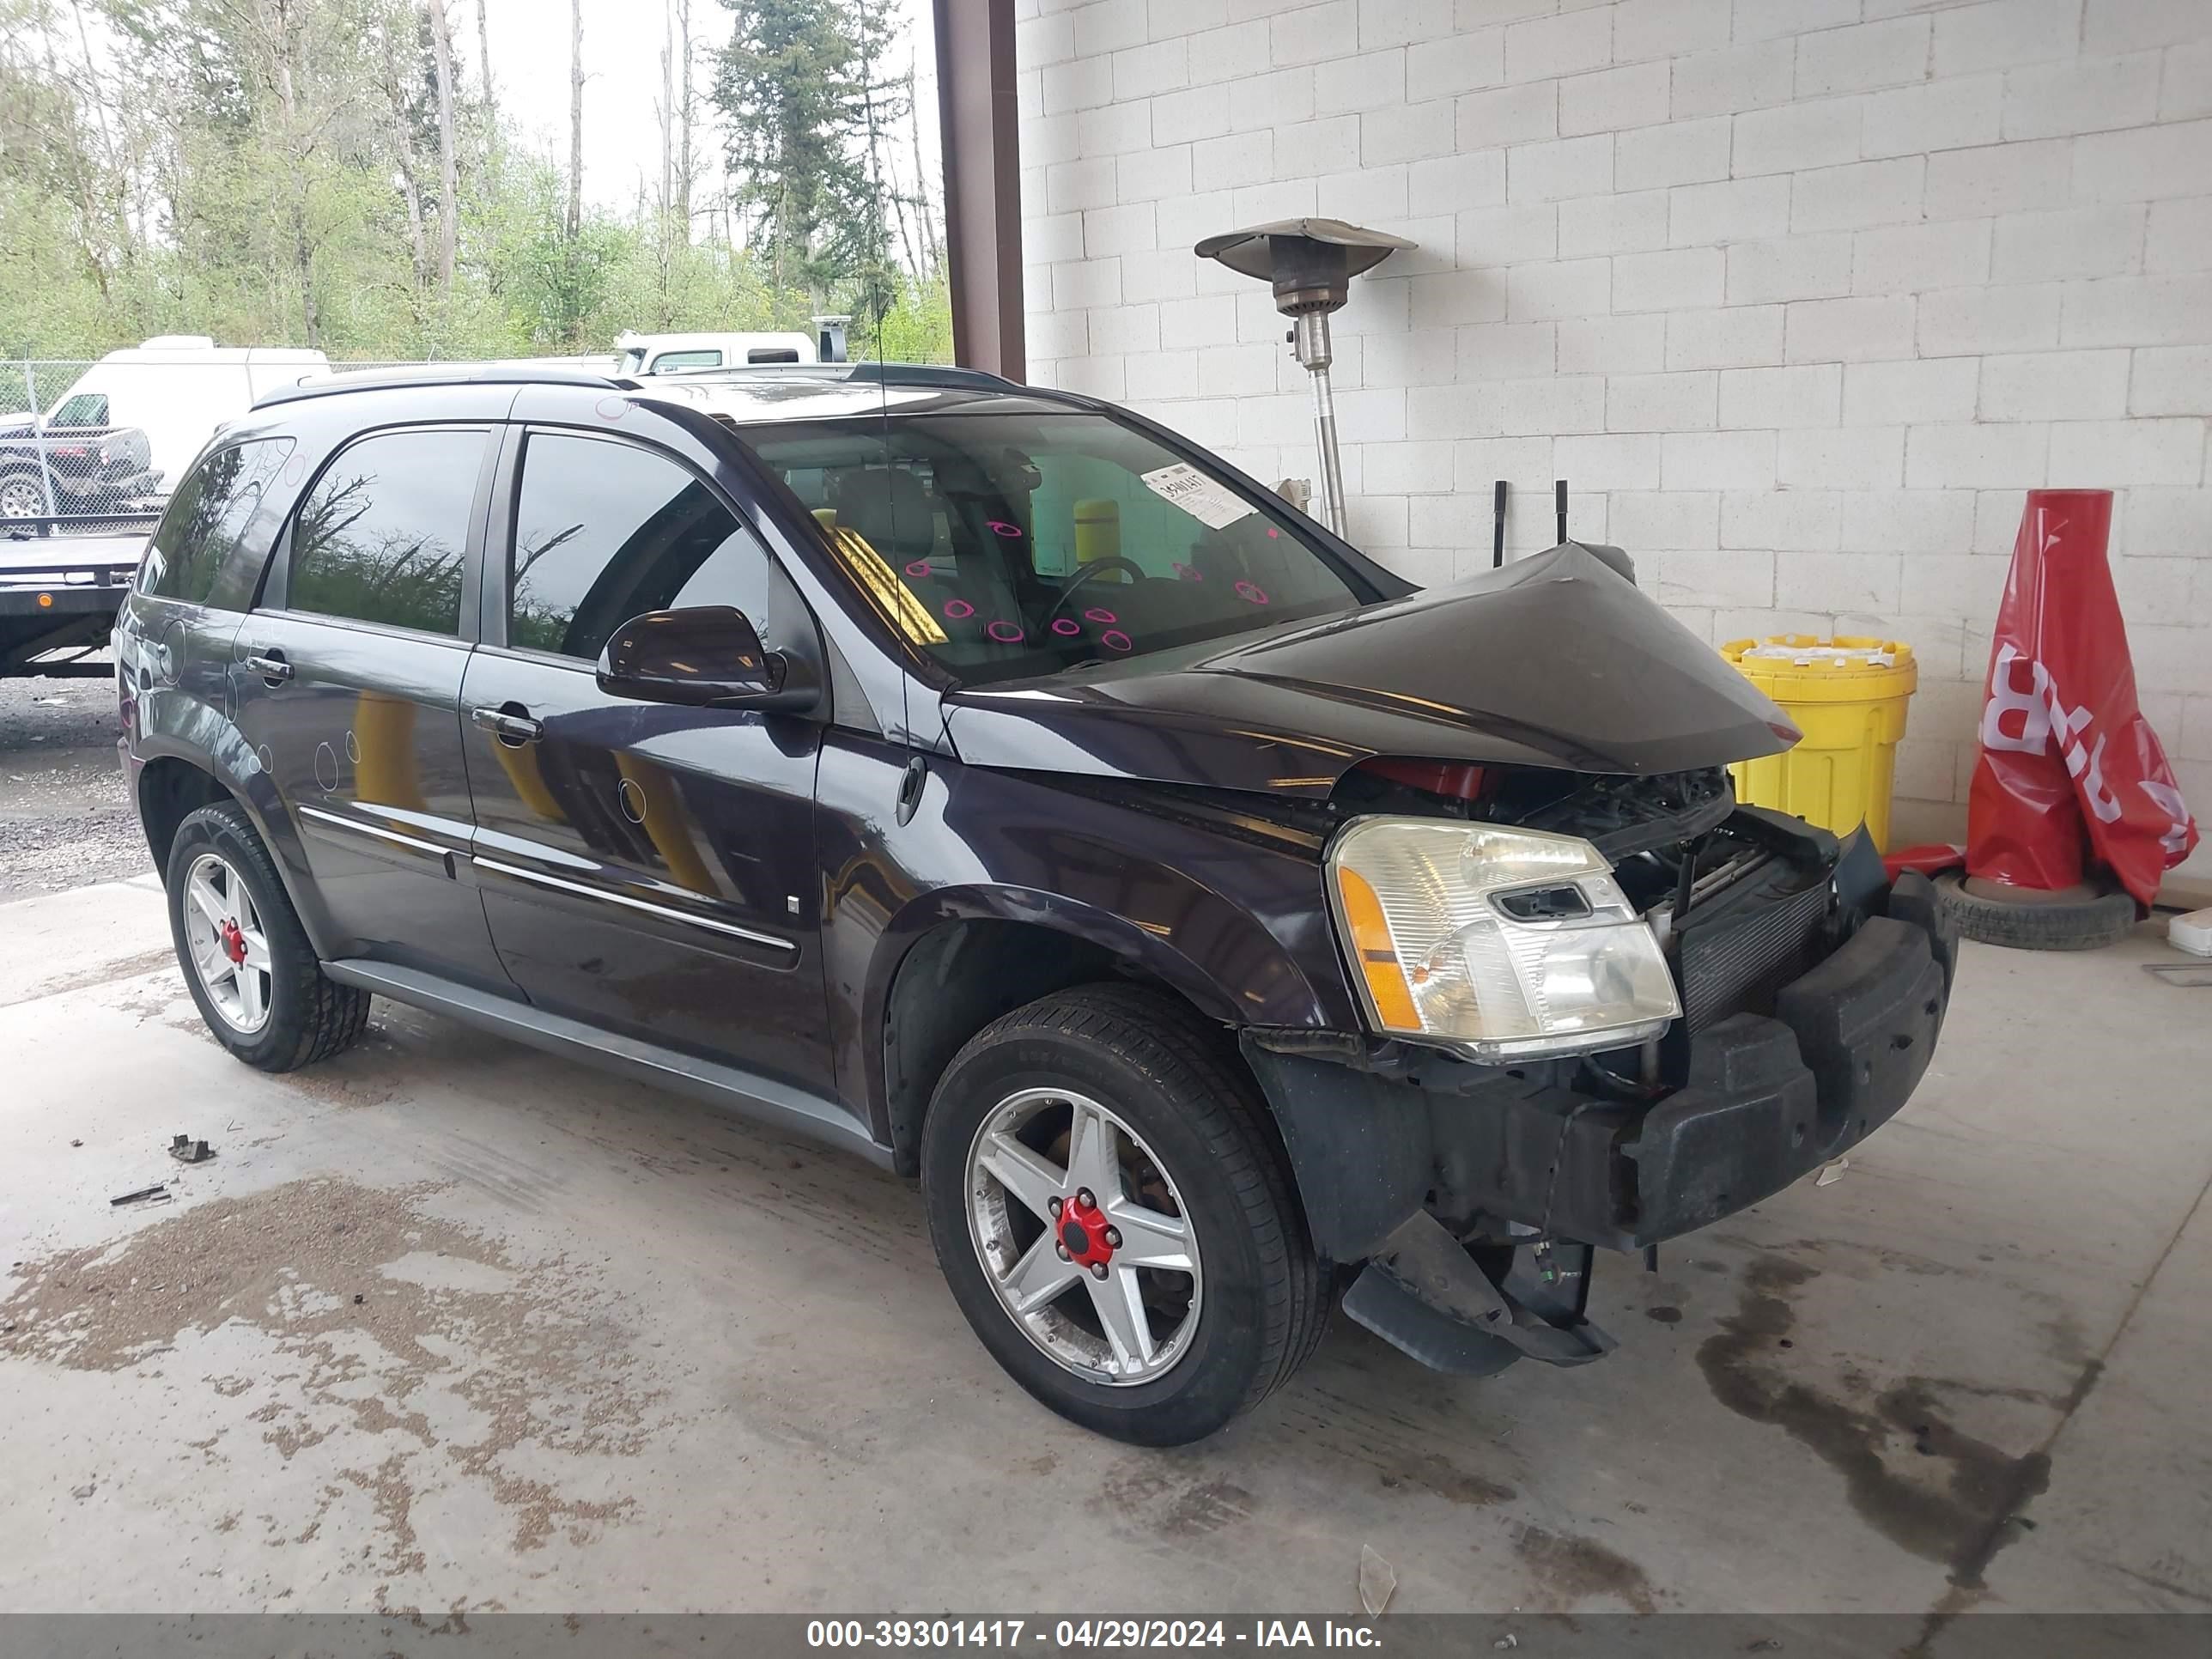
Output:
[
  {"xmin": 617, "ymin": 347, "xmax": 647, "ymax": 374},
  {"xmin": 736, "ymin": 410, "xmax": 1374, "ymax": 686}
]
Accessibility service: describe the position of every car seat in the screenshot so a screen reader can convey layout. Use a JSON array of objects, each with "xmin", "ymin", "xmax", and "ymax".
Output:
[{"xmin": 831, "ymin": 466, "xmax": 1030, "ymax": 646}]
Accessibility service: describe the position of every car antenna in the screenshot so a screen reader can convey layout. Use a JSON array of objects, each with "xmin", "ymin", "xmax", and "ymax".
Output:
[{"xmin": 1492, "ymin": 480, "xmax": 1508, "ymax": 568}]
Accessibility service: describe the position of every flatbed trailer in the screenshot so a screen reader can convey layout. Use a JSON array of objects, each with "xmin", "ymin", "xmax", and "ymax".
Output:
[{"xmin": 0, "ymin": 517, "xmax": 155, "ymax": 678}]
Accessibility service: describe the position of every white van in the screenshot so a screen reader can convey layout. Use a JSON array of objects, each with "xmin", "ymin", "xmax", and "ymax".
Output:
[
  {"xmin": 40, "ymin": 337, "xmax": 330, "ymax": 489},
  {"xmin": 613, "ymin": 331, "xmax": 822, "ymax": 374}
]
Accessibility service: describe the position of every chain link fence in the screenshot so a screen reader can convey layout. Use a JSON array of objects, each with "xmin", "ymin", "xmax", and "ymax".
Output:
[{"xmin": 0, "ymin": 360, "xmax": 137, "ymax": 532}]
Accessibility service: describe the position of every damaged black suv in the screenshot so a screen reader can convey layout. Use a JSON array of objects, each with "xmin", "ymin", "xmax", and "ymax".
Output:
[{"xmin": 117, "ymin": 362, "xmax": 1955, "ymax": 1444}]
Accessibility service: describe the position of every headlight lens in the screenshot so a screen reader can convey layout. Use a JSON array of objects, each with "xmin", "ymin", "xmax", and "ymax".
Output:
[{"xmin": 1327, "ymin": 817, "xmax": 1680, "ymax": 1060}]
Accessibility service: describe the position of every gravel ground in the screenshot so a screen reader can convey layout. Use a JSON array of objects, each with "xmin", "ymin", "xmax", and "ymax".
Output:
[{"xmin": 0, "ymin": 663, "xmax": 151, "ymax": 902}]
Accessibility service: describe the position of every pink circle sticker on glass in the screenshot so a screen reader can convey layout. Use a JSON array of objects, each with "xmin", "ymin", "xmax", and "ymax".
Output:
[
  {"xmin": 988, "ymin": 520, "xmax": 1023, "ymax": 539},
  {"xmin": 1083, "ymin": 607, "xmax": 1117, "ymax": 624},
  {"xmin": 985, "ymin": 620, "xmax": 1024, "ymax": 643},
  {"xmin": 593, "ymin": 396, "xmax": 629, "ymax": 422},
  {"xmin": 1101, "ymin": 630, "xmax": 1133, "ymax": 653},
  {"xmin": 943, "ymin": 599, "xmax": 975, "ymax": 620},
  {"xmin": 1235, "ymin": 580, "xmax": 1270, "ymax": 605},
  {"xmin": 1172, "ymin": 562, "xmax": 1204, "ymax": 582},
  {"xmin": 905, "ymin": 560, "xmax": 931, "ymax": 578},
  {"xmin": 1050, "ymin": 617, "xmax": 1081, "ymax": 636},
  {"xmin": 1266, "ymin": 527, "xmax": 1279, "ymax": 538}
]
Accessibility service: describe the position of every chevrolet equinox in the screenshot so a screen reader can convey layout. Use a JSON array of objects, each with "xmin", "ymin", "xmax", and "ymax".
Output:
[{"xmin": 117, "ymin": 362, "xmax": 1955, "ymax": 1445}]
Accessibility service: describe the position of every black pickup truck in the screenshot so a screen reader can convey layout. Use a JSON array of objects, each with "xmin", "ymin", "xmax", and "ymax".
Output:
[
  {"xmin": 117, "ymin": 362, "xmax": 1956, "ymax": 1445},
  {"xmin": 0, "ymin": 407, "xmax": 161, "ymax": 521},
  {"xmin": 1, "ymin": 402, "xmax": 162, "ymax": 678}
]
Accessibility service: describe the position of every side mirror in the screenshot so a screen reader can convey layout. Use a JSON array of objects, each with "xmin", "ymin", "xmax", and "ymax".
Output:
[{"xmin": 596, "ymin": 606, "xmax": 819, "ymax": 714}]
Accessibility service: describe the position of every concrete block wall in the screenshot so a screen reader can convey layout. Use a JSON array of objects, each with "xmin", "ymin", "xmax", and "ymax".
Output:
[{"xmin": 1014, "ymin": 0, "xmax": 2212, "ymax": 884}]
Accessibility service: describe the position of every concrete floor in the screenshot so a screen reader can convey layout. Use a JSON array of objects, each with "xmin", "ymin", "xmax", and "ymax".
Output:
[{"xmin": 2, "ymin": 876, "xmax": 2208, "ymax": 1629}]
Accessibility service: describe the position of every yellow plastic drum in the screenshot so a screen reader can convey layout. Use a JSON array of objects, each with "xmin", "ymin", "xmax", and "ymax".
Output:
[
  {"xmin": 1720, "ymin": 635, "xmax": 1918, "ymax": 851},
  {"xmin": 1073, "ymin": 498, "xmax": 1121, "ymax": 565}
]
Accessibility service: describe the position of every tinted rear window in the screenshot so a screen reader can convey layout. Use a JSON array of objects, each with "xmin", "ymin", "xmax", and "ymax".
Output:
[
  {"xmin": 140, "ymin": 439, "xmax": 295, "ymax": 605},
  {"xmin": 287, "ymin": 428, "xmax": 486, "ymax": 636}
]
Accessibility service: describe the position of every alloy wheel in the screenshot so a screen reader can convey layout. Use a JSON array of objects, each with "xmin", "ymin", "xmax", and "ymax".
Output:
[
  {"xmin": 964, "ymin": 1087, "xmax": 1202, "ymax": 1386},
  {"xmin": 181, "ymin": 852, "xmax": 274, "ymax": 1034}
]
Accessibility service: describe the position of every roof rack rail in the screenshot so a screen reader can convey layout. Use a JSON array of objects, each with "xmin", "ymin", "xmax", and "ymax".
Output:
[
  {"xmin": 252, "ymin": 357, "xmax": 1026, "ymax": 412},
  {"xmin": 842, "ymin": 362, "xmax": 1023, "ymax": 392},
  {"xmin": 256, "ymin": 362, "xmax": 631, "ymax": 408},
  {"xmin": 641, "ymin": 360, "xmax": 1023, "ymax": 392}
]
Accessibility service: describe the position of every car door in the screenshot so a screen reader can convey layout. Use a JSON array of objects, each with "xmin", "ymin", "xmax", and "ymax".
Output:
[
  {"xmin": 459, "ymin": 424, "xmax": 834, "ymax": 1094},
  {"xmin": 231, "ymin": 423, "xmax": 510, "ymax": 991},
  {"xmin": 121, "ymin": 437, "xmax": 295, "ymax": 763}
]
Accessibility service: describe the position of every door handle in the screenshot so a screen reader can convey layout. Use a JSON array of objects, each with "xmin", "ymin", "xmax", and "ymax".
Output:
[
  {"xmin": 244, "ymin": 650, "xmax": 292, "ymax": 684},
  {"xmin": 471, "ymin": 703, "xmax": 544, "ymax": 746}
]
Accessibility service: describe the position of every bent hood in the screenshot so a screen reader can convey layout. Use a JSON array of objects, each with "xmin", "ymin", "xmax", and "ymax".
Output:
[{"xmin": 941, "ymin": 542, "xmax": 1797, "ymax": 797}]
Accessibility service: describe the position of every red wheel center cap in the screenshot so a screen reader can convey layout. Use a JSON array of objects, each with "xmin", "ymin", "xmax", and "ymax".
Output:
[
  {"xmin": 220, "ymin": 919, "xmax": 247, "ymax": 966},
  {"xmin": 1059, "ymin": 1194, "xmax": 1113, "ymax": 1268}
]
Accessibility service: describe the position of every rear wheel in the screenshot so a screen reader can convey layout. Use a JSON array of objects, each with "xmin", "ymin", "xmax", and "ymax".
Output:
[
  {"xmin": 166, "ymin": 800, "xmax": 369, "ymax": 1070},
  {"xmin": 921, "ymin": 984, "xmax": 1327, "ymax": 1446}
]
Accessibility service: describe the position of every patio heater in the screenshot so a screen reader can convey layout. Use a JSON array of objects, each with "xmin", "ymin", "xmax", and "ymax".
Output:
[{"xmin": 1194, "ymin": 218, "xmax": 1414, "ymax": 538}]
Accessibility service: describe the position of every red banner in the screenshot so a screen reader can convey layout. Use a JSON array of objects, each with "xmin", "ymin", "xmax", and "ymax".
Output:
[{"xmin": 1966, "ymin": 489, "xmax": 2197, "ymax": 910}]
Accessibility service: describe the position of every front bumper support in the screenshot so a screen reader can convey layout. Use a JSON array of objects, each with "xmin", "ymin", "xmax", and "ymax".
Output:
[
  {"xmin": 1342, "ymin": 1212, "xmax": 1614, "ymax": 1376},
  {"xmin": 1625, "ymin": 912, "xmax": 1948, "ymax": 1239}
]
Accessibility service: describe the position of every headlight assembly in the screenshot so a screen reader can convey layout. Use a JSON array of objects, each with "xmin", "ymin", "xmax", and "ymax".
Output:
[{"xmin": 1327, "ymin": 817, "xmax": 1680, "ymax": 1060}]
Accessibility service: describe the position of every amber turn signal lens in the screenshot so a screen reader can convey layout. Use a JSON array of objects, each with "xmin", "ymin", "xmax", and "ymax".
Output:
[{"xmin": 1334, "ymin": 864, "xmax": 1419, "ymax": 1031}]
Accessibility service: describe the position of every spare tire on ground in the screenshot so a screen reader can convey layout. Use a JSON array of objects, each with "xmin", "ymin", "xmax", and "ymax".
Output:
[{"xmin": 1932, "ymin": 872, "xmax": 2138, "ymax": 952}]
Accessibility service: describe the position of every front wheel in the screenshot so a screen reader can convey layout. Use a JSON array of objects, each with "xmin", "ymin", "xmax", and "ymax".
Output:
[{"xmin": 921, "ymin": 985, "xmax": 1328, "ymax": 1445}]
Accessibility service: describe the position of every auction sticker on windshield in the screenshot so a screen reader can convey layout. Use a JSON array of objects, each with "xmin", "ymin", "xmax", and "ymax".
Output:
[{"xmin": 1141, "ymin": 462, "xmax": 1255, "ymax": 531}]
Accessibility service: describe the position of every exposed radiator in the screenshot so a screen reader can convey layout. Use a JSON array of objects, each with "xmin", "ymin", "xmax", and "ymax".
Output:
[{"xmin": 1674, "ymin": 874, "xmax": 1832, "ymax": 1032}]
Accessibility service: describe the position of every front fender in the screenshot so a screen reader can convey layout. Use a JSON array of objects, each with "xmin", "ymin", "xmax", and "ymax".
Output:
[
  {"xmin": 817, "ymin": 732, "xmax": 1364, "ymax": 1164},
  {"xmin": 870, "ymin": 881, "xmax": 1252, "ymax": 1033}
]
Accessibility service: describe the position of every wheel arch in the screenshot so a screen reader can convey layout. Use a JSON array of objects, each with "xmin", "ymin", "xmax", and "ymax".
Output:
[
  {"xmin": 134, "ymin": 746, "xmax": 339, "ymax": 960},
  {"xmin": 871, "ymin": 888, "xmax": 1257, "ymax": 1177},
  {"xmin": 137, "ymin": 753, "xmax": 240, "ymax": 876}
]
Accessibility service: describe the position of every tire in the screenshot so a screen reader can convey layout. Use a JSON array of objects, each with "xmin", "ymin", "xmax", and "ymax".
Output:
[
  {"xmin": 1933, "ymin": 871, "xmax": 2138, "ymax": 952},
  {"xmin": 0, "ymin": 469, "xmax": 50, "ymax": 520},
  {"xmin": 166, "ymin": 800, "xmax": 370, "ymax": 1070},
  {"xmin": 921, "ymin": 983, "xmax": 1328, "ymax": 1446}
]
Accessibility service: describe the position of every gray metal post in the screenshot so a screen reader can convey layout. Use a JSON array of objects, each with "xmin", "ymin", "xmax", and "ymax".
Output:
[
  {"xmin": 1292, "ymin": 312, "xmax": 1346, "ymax": 537},
  {"xmin": 25, "ymin": 360, "xmax": 60, "ymax": 520}
]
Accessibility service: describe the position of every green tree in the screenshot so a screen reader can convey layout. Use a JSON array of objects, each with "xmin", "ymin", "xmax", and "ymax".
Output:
[
  {"xmin": 863, "ymin": 270, "xmax": 950, "ymax": 367},
  {"xmin": 0, "ymin": 0, "xmax": 949, "ymax": 365},
  {"xmin": 710, "ymin": 0, "xmax": 873, "ymax": 306}
]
